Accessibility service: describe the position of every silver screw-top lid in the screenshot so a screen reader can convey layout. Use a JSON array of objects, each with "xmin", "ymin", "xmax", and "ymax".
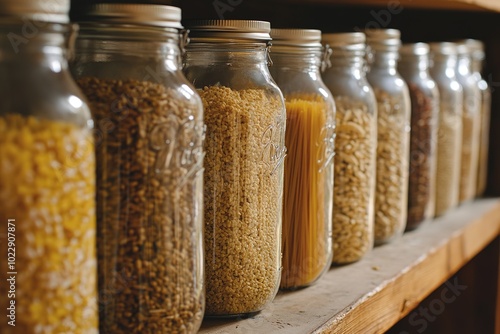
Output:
[
  {"xmin": 82, "ymin": 4, "xmax": 183, "ymax": 29},
  {"xmin": 365, "ymin": 29, "xmax": 401, "ymax": 50},
  {"xmin": 270, "ymin": 29, "xmax": 322, "ymax": 48},
  {"xmin": 0, "ymin": 0, "xmax": 70, "ymax": 23},
  {"xmin": 429, "ymin": 42, "xmax": 458, "ymax": 56},
  {"xmin": 185, "ymin": 20, "xmax": 271, "ymax": 42}
]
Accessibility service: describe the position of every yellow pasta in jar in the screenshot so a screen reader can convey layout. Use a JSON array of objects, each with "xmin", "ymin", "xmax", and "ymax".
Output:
[{"xmin": 281, "ymin": 96, "xmax": 333, "ymax": 289}]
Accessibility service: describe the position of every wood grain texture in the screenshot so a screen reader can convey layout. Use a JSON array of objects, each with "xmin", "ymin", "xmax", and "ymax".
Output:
[{"xmin": 199, "ymin": 199, "xmax": 500, "ymax": 334}]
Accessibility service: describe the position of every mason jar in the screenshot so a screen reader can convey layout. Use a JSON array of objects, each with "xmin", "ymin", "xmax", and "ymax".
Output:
[
  {"xmin": 365, "ymin": 29, "xmax": 411, "ymax": 244},
  {"xmin": 183, "ymin": 20, "xmax": 285, "ymax": 316},
  {"xmin": 0, "ymin": 1, "xmax": 98, "ymax": 333},
  {"xmin": 429, "ymin": 43, "xmax": 464, "ymax": 216},
  {"xmin": 455, "ymin": 42, "xmax": 481, "ymax": 203},
  {"xmin": 322, "ymin": 32, "xmax": 376, "ymax": 263},
  {"xmin": 462, "ymin": 39, "xmax": 491, "ymax": 196},
  {"xmin": 398, "ymin": 43, "xmax": 439, "ymax": 230},
  {"xmin": 269, "ymin": 28, "xmax": 334, "ymax": 288},
  {"xmin": 72, "ymin": 4, "xmax": 205, "ymax": 333}
]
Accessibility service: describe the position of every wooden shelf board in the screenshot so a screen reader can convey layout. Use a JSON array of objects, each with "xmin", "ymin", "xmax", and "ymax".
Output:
[
  {"xmin": 199, "ymin": 198, "xmax": 500, "ymax": 334},
  {"xmin": 275, "ymin": 0, "xmax": 500, "ymax": 12}
]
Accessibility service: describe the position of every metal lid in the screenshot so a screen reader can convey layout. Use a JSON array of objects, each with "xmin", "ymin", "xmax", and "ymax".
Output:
[
  {"xmin": 364, "ymin": 29, "xmax": 401, "ymax": 49},
  {"xmin": 429, "ymin": 42, "xmax": 457, "ymax": 56},
  {"xmin": 81, "ymin": 4, "xmax": 182, "ymax": 29},
  {"xmin": 322, "ymin": 32, "xmax": 366, "ymax": 52},
  {"xmin": 0, "ymin": 0, "xmax": 70, "ymax": 23},
  {"xmin": 400, "ymin": 42, "xmax": 429, "ymax": 56},
  {"xmin": 459, "ymin": 39, "xmax": 485, "ymax": 60},
  {"xmin": 270, "ymin": 29, "xmax": 322, "ymax": 47},
  {"xmin": 185, "ymin": 20, "xmax": 271, "ymax": 42}
]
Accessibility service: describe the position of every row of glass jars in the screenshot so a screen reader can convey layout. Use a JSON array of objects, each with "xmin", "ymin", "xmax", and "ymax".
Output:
[{"xmin": 0, "ymin": 1, "xmax": 491, "ymax": 332}]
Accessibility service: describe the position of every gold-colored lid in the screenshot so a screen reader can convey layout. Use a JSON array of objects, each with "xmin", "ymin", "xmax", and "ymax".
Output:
[
  {"xmin": 82, "ymin": 3, "xmax": 182, "ymax": 29},
  {"xmin": 0, "ymin": 0, "xmax": 70, "ymax": 23},
  {"xmin": 185, "ymin": 20, "xmax": 271, "ymax": 42},
  {"xmin": 270, "ymin": 29, "xmax": 322, "ymax": 47}
]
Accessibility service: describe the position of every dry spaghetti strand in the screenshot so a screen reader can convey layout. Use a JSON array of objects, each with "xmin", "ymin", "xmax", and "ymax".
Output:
[{"xmin": 281, "ymin": 96, "xmax": 332, "ymax": 289}]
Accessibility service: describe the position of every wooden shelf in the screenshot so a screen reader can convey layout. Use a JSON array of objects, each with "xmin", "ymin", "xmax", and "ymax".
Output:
[
  {"xmin": 275, "ymin": 0, "xmax": 500, "ymax": 12},
  {"xmin": 199, "ymin": 198, "xmax": 500, "ymax": 334}
]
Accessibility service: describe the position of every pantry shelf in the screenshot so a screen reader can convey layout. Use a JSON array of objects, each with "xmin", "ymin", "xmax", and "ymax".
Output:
[
  {"xmin": 199, "ymin": 198, "xmax": 500, "ymax": 334},
  {"xmin": 276, "ymin": 0, "xmax": 500, "ymax": 12}
]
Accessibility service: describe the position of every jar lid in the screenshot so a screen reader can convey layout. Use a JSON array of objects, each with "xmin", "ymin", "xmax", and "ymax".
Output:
[
  {"xmin": 429, "ymin": 42, "xmax": 457, "ymax": 56},
  {"xmin": 270, "ymin": 29, "xmax": 322, "ymax": 48},
  {"xmin": 0, "ymin": 0, "xmax": 70, "ymax": 23},
  {"xmin": 400, "ymin": 43, "xmax": 429, "ymax": 56},
  {"xmin": 322, "ymin": 32, "xmax": 365, "ymax": 50},
  {"xmin": 364, "ymin": 29, "xmax": 401, "ymax": 50},
  {"xmin": 455, "ymin": 42, "xmax": 471, "ymax": 56},
  {"xmin": 185, "ymin": 20, "xmax": 271, "ymax": 42},
  {"xmin": 458, "ymin": 39, "xmax": 485, "ymax": 60},
  {"xmin": 81, "ymin": 3, "xmax": 183, "ymax": 29}
]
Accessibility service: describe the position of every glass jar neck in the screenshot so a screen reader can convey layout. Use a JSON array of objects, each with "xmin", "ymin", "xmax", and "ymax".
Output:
[
  {"xmin": 399, "ymin": 54, "xmax": 429, "ymax": 72},
  {"xmin": 470, "ymin": 58, "xmax": 483, "ymax": 74},
  {"xmin": 432, "ymin": 55, "xmax": 457, "ymax": 71},
  {"xmin": 457, "ymin": 54, "xmax": 472, "ymax": 76},
  {"xmin": 185, "ymin": 42, "xmax": 269, "ymax": 66},
  {"xmin": 77, "ymin": 25, "xmax": 181, "ymax": 66},
  {"xmin": 270, "ymin": 48, "xmax": 322, "ymax": 73},
  {"xmin": 370, "ymin": 48, "xmax": 399, "ymax": 74},
  {"xmin": 0, "ymin": 22, "xmax": 71, "ymax": 63}
]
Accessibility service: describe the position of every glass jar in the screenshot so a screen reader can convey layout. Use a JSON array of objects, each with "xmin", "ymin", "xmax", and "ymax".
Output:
[
  {"xmin": 455, "ymin": 42, "xmax": 481, "ymax": 203},
  {"xmin": 365, "ymin": 29, "xmax": 411, "ymax": 244},
  {"xmin": 429, "ymin": 42, "xmax": 463, "ymax": 216},
  {"xmin": 398, "ymin": 43, "xmax": 439, "ymax": 230},
  {"xmin": 269, "ymin": 29, "xmax": 334, "ymax": 288},
  {"xmin": 183, "ymin": 20, "xmax": 285, "ymax": 316},
  {"xmin": 463, "ymin": 39, "xmax": 491, "ymax": 196},
  {"xmin": 71, "ymin": 5, "xmax": 204, "ymax": 333},
  {"xmin": 322, "ymin": 32, "xmax": 376, "ymax": 263},
  {"xmin": 0, "ymin": 1, "xmax": 98, "ymax": 333}
]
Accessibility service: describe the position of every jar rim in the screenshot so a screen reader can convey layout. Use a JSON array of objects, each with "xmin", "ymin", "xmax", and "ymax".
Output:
[
  {"xmin": 77, "ymin": 3, "xmax": 183, "ymax": 30},
  {"xmin": 270, "ymin": 28, "xmax": 322, "ymax": 48},
  {"xmin": 185, "ymin": 20, "xmax": 271, "ymax": 42}
]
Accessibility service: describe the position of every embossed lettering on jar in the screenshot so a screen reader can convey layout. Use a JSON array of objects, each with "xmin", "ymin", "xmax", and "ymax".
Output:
[
  {"xmin": 72, "ymin": 4, "xmax": 205, "ymax": 333},
  {"xmin": 184, "ymin": 20, "xmax": 286, "ymax": 316}
]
